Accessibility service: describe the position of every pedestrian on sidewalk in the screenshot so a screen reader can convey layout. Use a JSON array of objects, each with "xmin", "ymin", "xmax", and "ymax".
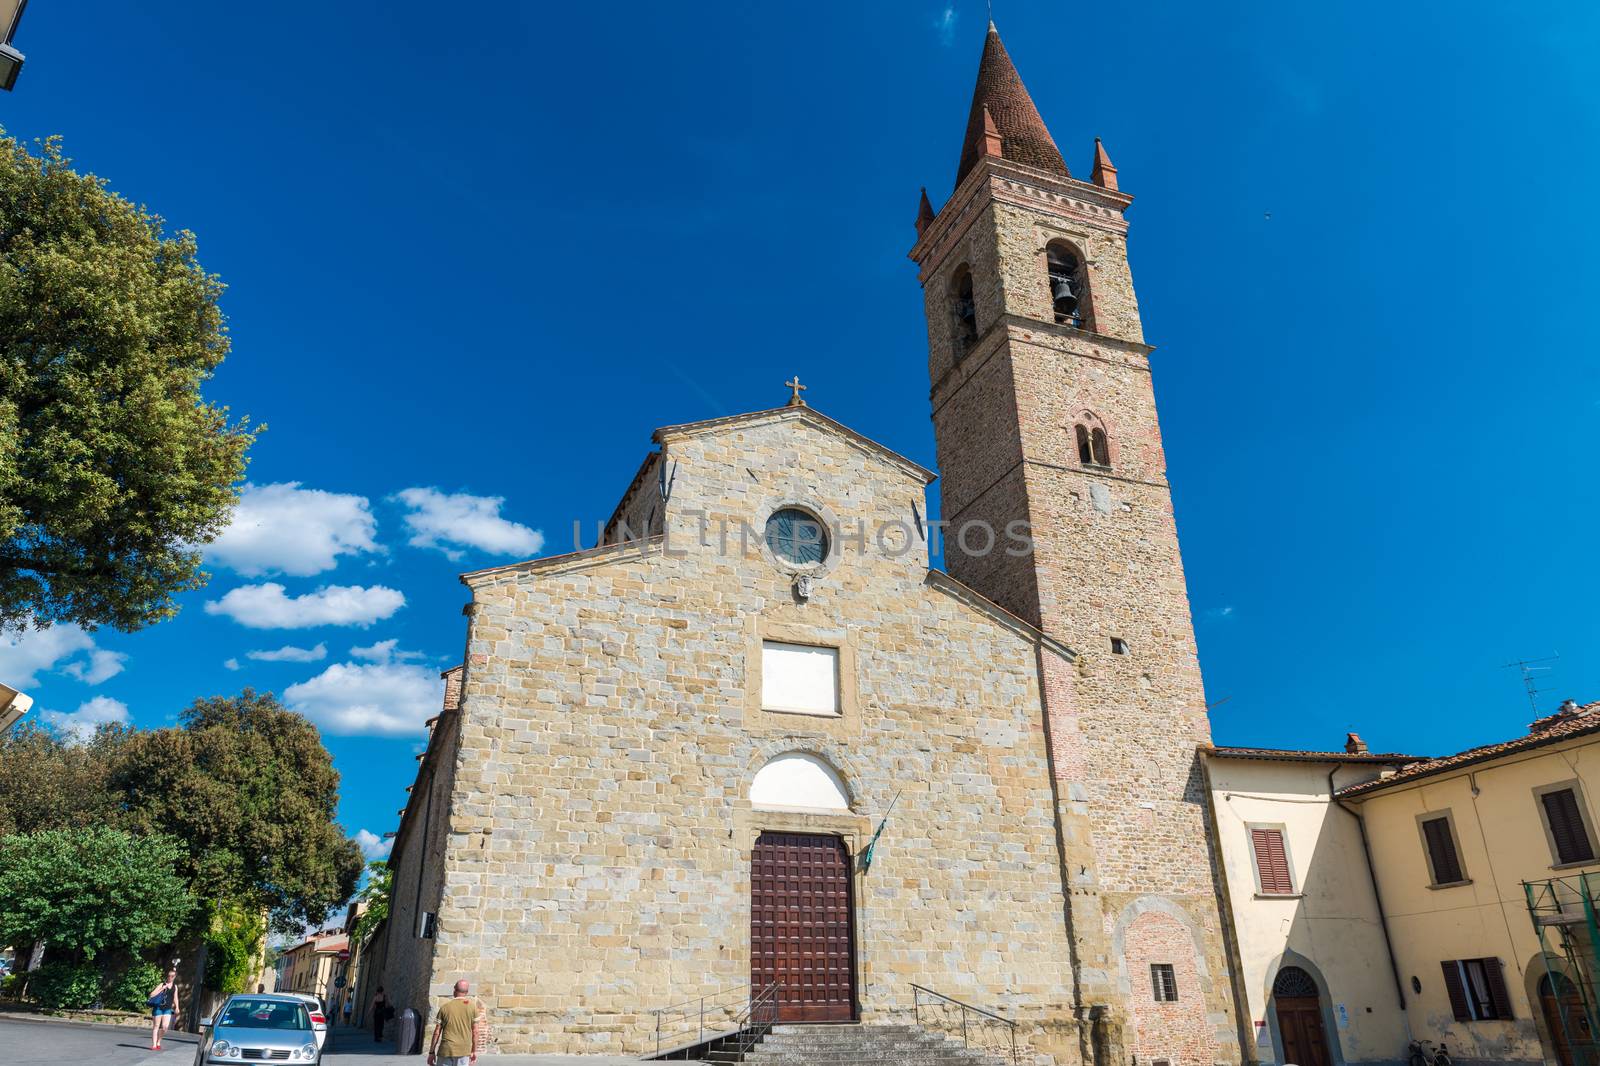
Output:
[
  {"xmin": 372, "ymin": 985, "xmax": 389, "ymax": 1042},
  {"xmin": 147, "ymin": 967, "xmax": 179, "ymax": 1051},
  {"xmin": 426, "ymin": 979, "xmax": 484, "ymax": 1066}
]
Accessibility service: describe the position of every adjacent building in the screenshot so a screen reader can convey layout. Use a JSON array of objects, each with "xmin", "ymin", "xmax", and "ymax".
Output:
[
  {"xmin": 1207, "ymin": 702, "xmax": 1600, "ymax": 1066},
  {"xmin": 377, "ymin": 22, "xmax": 1241, "ymax": 1065},
  {"xmin": 278, "ymin": 927, "xmax": 348, "ymax": 1005}
]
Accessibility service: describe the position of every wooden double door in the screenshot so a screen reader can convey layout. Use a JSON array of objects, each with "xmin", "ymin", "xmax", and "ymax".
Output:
[
  {"xmin": 1275, "ymin": 994, "xmax": 1332, "ymax": 1066},
  {"xmin": 750, "ymin": 832, "xmax": 857, "ymax": 1022},
  {"xmin": 1540, "ymin": 973, "xmax": 1598, "ymax": 1066}
]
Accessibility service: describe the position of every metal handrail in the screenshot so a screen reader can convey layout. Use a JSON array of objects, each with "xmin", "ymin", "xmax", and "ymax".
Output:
[
  {"xmin": 650, "ymin": 981, "xmax": 777, "ymax": 1058},
  {"xmin": 911, "ymin": 983, "xmax": 1019, "ymax": 1065},
  {"xmin": 730, "ymin": 983, "xmax": 779, "ymax": 1058}
]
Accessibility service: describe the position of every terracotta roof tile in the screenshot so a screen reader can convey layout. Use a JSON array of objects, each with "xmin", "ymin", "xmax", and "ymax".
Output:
[
  {"xmin": 1206, "ymin": 745, "xmax": 1427, "ymax": 765},
  {"xmin": 954, "ymin": 25, "xmax": 1070, "ymax": 187},
  {"xmin": 1338, "ymin": 701, "xmax": 1600, "ymax": 797}
]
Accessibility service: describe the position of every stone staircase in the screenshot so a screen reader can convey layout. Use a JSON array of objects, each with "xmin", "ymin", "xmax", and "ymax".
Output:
[{"xmin": 701, "ymin": 1023, "xmax": 1011, "ymax": 1065}]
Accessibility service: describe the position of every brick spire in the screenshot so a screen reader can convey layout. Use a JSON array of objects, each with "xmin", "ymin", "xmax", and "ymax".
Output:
[
  {"xmin": 1090, "ymin": 137, "xmax": 1119, "ymax": 191},
  {"xmin": 954, "ymin": 23, "xmax": 1070, "ymax": 187}
]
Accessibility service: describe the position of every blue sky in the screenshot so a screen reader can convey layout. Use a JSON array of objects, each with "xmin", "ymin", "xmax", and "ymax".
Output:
[{"xmin": 4, "ymin": 1, "xmax": 1600, "ymax": 856}]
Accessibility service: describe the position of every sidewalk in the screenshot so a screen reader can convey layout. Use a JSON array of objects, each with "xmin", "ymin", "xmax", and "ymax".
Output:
[{"xmin": 323, "ymin": 1025, "xmax": 690, "ymax": 1064}]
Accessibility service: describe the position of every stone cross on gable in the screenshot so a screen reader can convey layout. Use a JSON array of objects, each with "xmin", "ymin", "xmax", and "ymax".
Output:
[{"xmin": 785, "ymin": 376, "xmax": 808, "ymax": 408}]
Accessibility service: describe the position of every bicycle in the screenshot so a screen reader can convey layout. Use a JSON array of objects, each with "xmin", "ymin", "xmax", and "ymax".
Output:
[{"xmin": 1407, "ymin": 1039, "xmax": 1454, "ymax": 1066}]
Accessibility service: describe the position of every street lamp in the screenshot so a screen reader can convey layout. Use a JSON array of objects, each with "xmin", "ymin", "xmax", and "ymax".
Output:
[
  {"xmin": 0, "ymin": 0, "xmax": 28, "ymax": 92},
  {"xmin": 0, "ymin": 682, "xmax": 31, "ymax": 733}
]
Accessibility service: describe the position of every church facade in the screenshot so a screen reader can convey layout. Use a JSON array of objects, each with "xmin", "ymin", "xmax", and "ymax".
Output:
[{"xmin": 377, "ymin": 25, "xmax": 1242, "ymax": 1066}]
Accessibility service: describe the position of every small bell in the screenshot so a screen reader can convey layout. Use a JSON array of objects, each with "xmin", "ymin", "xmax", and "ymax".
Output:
[{"xmin": 1051, "ymin": 276, "xmax": 1078, "ymax": 314}]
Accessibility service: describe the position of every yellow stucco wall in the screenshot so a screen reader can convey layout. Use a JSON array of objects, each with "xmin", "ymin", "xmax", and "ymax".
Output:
[
  {"xmin": 1206, "ymin": 755, "xmax": 1412, "ymax": 1064},
  {"xmin": 1352, "ymin": 732, "xmax": 1600, "ymax": 1064}
]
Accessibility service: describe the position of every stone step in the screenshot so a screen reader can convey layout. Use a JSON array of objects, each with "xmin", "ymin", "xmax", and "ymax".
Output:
[{"xmin": 697, "ymin": 1023, "xmax": 1011, "ymax": 1066}]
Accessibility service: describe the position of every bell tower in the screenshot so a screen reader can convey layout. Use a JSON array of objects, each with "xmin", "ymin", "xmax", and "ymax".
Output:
[{"xmin": 911, "ymin": 25, "xmax": 1243, "ymax": 1066}]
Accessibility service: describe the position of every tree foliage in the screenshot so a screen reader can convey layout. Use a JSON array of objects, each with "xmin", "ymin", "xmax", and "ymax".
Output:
[
  {"xmin": 0, "ymin": 129, "xmax": 256, "ymax": 633},
  {"xmin": 111, "ymin": 690, "xmax": 363, "ymax": 935},
  {"xmin": 0, "ymin": 826, "xmax": 194, "ymax": 960},
  {"xmin": 0, "ymin": 720, "xmax": 126, "ymax": 837},
  {"xmin": 352, "ymin": 861, "xmax": 391, "ymax": 946},
  {"xmin": 203, "ymin": 901, "xmax": 265, "ymax": 995}
]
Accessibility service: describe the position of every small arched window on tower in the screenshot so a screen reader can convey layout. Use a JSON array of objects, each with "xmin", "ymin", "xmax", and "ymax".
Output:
[
  {"xmin": 949, "ymin": 264, "xmax": 977, "ymax": 359},
  {"xmin": 1074, "ymin": 412, "xmax": 1111, "ymax": 468},
  {"xmin": 1046, "ymin": 240, "xmax": 1091, "ymax": 330}
]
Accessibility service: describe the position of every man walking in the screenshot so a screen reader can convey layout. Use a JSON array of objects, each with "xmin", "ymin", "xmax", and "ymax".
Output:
[{"xmin": 427, "ymin": 979, "xmax": 483, "ymax": 1066}]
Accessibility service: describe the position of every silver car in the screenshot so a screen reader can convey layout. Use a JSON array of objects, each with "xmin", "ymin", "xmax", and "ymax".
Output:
[{"xmin": 195, "ymin": 993, "xmax": 323, "ymax": 1064}]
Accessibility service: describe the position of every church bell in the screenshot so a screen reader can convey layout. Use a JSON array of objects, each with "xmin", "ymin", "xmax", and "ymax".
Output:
[{"xmin": 1051, "ymin": 275, "xmax": 1078, "ymax": 314}]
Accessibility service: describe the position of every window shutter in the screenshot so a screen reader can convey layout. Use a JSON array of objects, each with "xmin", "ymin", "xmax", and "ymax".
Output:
[
  {"xmin": 1422, "ymin": 817, "xmax": 1464, "ymax": 884},
  {"xmin": 1441, "ymin": 961, "xmax": 1471, "ymax": 1021},
  {"xmin": 1251, "ymin": 828, "xmax": 1294, "ymax": 894},
  {"xmin": 1484, "ymin": 958, "xmax": 1514, "ymax": 1019},
  {"xmin": 1542, "ymin": 790, "xmax": 1596, "ymax": 864}
]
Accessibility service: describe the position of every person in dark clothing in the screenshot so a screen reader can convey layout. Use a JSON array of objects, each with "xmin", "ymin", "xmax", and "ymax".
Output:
[{"xmin": 373, "ymin": 986, "xmax": 389, "ymax": 1041}]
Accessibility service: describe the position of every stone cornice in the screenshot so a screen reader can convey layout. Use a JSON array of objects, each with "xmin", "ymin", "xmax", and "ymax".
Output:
[
  {"xmin": 926, "ymin": 568, "xmax": 1077, "ymax": 663},
  {"xmin": 909, "ymin": 156, "xmax": 1134, "ymax": 275},
  {"xmin": 654, "ymin": 404, "xmax": 937, "ymax": 485},
  {"xmin": 459, "ymin": 534, "xmax": 665, "ymax": 587},
  {"xmin": 929, "ymin": 316, "xmax": 1154, "ymax": 413}
]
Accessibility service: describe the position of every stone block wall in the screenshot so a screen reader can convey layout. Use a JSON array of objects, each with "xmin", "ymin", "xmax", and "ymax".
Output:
[{"xmin": 430, "ymin": 411, "xmax": 1086, "ymax": 1058}]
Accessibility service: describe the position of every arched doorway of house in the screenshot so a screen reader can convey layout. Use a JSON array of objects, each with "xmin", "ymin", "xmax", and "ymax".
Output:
[
  {"xmin": 1538, "ymin": 971, "xmax": 1595, "ymax": 1066},
  {"xmin": 1273, "ymin": 966, "xmax": 1333, "ymax": 1066}
]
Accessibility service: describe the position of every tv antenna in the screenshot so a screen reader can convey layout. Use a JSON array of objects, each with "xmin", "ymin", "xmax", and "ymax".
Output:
[{"xmin": 1503, "ymin": 654, "xmax": 1559, "ymax": 716}]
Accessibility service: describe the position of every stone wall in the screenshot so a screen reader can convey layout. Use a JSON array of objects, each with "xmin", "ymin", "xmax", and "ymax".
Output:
[
  {"xmin": 378, "ymin": 689, "xmax": 465, "ymax": 1047},
  {"xmin": 430, "ymin": 411, "xmax": 1085, "ymax": 1058}
]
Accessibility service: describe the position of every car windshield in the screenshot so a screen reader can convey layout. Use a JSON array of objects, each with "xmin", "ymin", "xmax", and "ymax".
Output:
[{"xmin": 218, "ymin": 998, "xmax": 310, "ymax": 1030}]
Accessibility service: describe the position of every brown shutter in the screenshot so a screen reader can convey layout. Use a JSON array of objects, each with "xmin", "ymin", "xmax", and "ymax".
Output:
[
  {"xmin": 1422, "ymin": 817, "xmax": 1464, "ymax": 884},
  {"xmin": 1441, "ymin": 961, "xmax": 1471, "ymax": 1021},
  {"xmin": 1542, "ymin": 790, "xmax": 1596, "ymax": 864},
  {"xmin": 1483, "ymin": 958, "xmax": 1514, "ymax": 1020},
  {"xmin": 1251, "ymin": 828, "xmax": 1294, "ymax": 894}
]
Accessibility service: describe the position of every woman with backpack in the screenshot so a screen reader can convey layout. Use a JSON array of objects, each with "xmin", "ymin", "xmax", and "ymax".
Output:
[{"xmin": 148, "ymin": 968, "xmax": 179, "ymax": 1051}]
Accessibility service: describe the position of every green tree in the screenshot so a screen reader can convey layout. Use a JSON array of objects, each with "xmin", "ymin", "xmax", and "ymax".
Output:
[
  {"xmin": 0, "ymin": 720, "xmax": 125, "ymax": 837},
  {"xmin": 0, "ymin": 130, "xmax": 256, "ymax": 634},
  {"xmin": 352, "ymin": 861, "xmax": 391, "ymax": 946},
  {"xmin": 202, "ymin": 901, "xmax": 266, "ymax": 995},
  {"xmin": 0, "ymin": 826, "xmax": 194, "ymax": 959},
  {"xmin": 112, "ymin": 690, "xmax": 363, "ymax": 935}
]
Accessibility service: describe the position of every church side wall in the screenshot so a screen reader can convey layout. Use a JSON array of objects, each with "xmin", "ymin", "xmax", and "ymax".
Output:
[
  {"xmin": 431, "ymin": 416, "xmax": 1084, "ymax": 1059},
  {"xmin": 377, "ymin": 709, "xmax": 463, "ymax": 1046}
]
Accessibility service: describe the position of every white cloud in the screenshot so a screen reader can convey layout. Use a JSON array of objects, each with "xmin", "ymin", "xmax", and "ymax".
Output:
[
  {"xmin": 284, "ymin": 660, "xmax": 443, "ymax": 736},
  {"xmin": 247, "ymin": 642, "xmax": 329, "ymax": 663},
  {"xmin": 0, "ymin": 623, "xmax": 125, "ymax": 688},
  {"xmin": 354, "ymin": 829, "xmax": 393, "ymax": 861},
  {"xmin": 935, "ymin": 4, "xmax": 957, "ymax": 45},
  {"xmin": 204, "ymin": 584, "xmax": 405, "ymax": 629},
  {"xmin": 61, "ymin": 648, "xmax": 129, "ymax": 685},
  {"xmin": 392, "ymin": 487, "xmax": 542, "ymax": 561},
  {"xmin": 224, "ymin": 658, "xmax": 242, "ymax": 671},
  {"xmin": 350, "ymin": 639, "xmax": 425, "ymax": 665},
  {"xmin": 41, "ymin": 696, "xmax": 130, "ymax": 743},
  {"xmin": 205, "ymin": 482, "xmax": 380, "ymax": 578},
  {"xmin": 1205, "ymin": 605, "xmax": 1237, "ymax": 621}
]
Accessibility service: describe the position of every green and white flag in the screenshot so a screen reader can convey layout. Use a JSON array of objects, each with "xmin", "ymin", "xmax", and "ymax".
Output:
[{"xmin": 859, "ymin": 790, "xmax": 902, "ymax": 874}]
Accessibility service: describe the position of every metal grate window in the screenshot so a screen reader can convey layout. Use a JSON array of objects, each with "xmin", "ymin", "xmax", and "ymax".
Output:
[{"xmin": 1151, "ymin": 963, "xmax": 1178, "ymax": 1002}]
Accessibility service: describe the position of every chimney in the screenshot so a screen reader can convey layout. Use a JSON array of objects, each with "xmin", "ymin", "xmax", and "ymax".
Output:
[{"xmin": 1344, "ymin": 732, "xmax": 1368, "ymax": 754}]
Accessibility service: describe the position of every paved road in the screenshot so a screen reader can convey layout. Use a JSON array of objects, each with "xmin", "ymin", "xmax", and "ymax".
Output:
[
  {"xmin": 0, "ymin": 1018, "xmax": 686, "ymax": 1065},
  {"xmin": 0, "ymin": 1015, "xmax": 199, "ymax": 1066}
]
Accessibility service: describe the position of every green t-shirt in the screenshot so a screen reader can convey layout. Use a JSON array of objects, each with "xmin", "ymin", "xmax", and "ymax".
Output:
[{"xmin": 436, "ymin": 997, "xmax": 478, "ymax": 1057}]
